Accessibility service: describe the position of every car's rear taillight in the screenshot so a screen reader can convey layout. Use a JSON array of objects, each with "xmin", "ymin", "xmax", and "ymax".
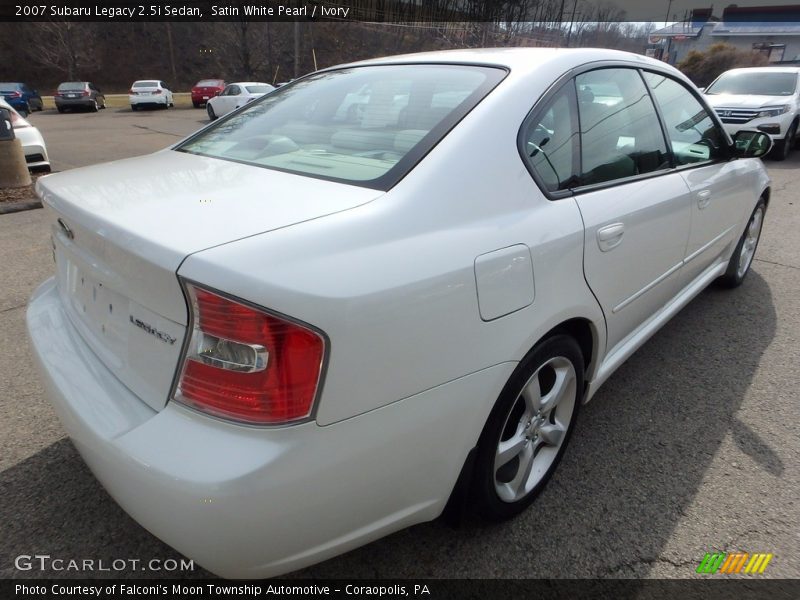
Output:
[
  {"xmin": 153, "ymin": 89, "xmax": 162, "ymax": 95},
  {"xmin": 174, "ymin": 283, "xmax": 326, "ymax": 425},
  {"xmin": 8, "ymin": 91, "xmax": 21, "ymax": 98}
]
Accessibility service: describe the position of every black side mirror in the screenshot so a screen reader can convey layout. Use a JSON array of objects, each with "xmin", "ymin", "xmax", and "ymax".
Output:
[{"xmin": 732, "ymin": 130, "xmax": 772, "ymax": 159}]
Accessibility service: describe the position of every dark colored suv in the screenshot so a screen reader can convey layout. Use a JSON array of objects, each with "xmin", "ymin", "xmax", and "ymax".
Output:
[
  {"xmin": 0, "ymin": 82, "xmax": 43, "ymax": 115},
  {"xmin": 54, "ymin": 82, "xmax": 106, "ymax": 112}
]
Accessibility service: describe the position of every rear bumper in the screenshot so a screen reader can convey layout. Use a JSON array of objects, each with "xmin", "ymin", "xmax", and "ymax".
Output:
[
  {"xmin": 27, "ymin": 277, "xmax": 511, "ymax": 578},
  {"xmin": 129, "ymin": 95, "xmax": 168, "ymax": 106},
  {"xmin": 15, "ymin": 127, "xmax": 49, "ymax": 168},
  {"xmin": 55, "ymin": 98, "xmax": 95, "ymax": 108}
]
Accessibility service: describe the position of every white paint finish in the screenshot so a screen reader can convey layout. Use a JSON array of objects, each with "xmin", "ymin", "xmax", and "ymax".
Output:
[
  {"xmin": 474, "ymin": 244, "xmax": 535, "ymax": 321},
  {"xmin": 575, "ymin": 173, "xmax": 693, "ymax": 354},
  {"xmin": 678, "ymin": 158, "xmax": 766, "ymax": 286},
  {"xmin": 27, "ymin": 281, "xmax": 513, "ymax": 578},
  {"xmin": 207, "ymin": 81, "xmax": 274, "ymax": 118},
  {"xmin": 703, "ymin": 66, "xmax": 800, "ymax": 142},
  {"xmin": 26, "ymin": 48, "xmax": 772, "ymax": 577},
  {"xmin": 0, "ymin": 97, "xmax": 50, "ymax": 169},
  {"xmin": 35, "ymin": 151, "xmax": 383, "ymax": 324}
]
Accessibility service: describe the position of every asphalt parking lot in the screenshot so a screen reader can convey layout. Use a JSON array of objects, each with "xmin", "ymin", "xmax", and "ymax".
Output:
[{"xmin": 1, "ymin": 108, "xmax": 798, "ymax": 579}]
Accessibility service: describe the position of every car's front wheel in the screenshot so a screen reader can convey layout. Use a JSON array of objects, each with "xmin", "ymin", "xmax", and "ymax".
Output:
[
  {"xmin": 207, "ymin": 104, "xmax": 217, "ymax": 121},
  {"xmin": 772, "ymin": 122, "xmax": 797, "ymax": 161},
  {"xmin": 718, "ymin": 198, "xmax": 766, "ymax": 288},
  {"xmin": 472, "ymin": 334, "xmax": 583, "ymax": 521}
]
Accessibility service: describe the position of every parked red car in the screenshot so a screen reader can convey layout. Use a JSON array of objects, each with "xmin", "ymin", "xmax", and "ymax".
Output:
[{"xmin": 191, "ymin": 79, "xmax": 225, "ymax": 108}]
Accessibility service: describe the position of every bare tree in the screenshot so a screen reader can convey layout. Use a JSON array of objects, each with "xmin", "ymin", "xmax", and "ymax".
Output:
[{"xmin": 25, "ymin": 22, "xmax": 97, "ymax": 80}]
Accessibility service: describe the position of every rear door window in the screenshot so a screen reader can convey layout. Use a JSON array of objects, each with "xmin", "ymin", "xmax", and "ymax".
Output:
[{"xmin": 576, "ymin": 68, "xmax": 670, "ymax": 186}]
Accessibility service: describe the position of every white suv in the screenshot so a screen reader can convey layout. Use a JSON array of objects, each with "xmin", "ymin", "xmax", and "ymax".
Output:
[{"xmin": 704, "ymin": 66, "xmax": 800, "ymax": 160}]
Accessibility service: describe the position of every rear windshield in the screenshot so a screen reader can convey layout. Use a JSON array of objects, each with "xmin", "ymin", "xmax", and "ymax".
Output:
[
  {"xmin": 197, "ymin": 79, "xmax": 222, "ymax": 87},
  {"xmin": 177, "ymin": 64, "xmax": 505, "ymax": 190},
  {"xmin": 133, "ymin": 81, "xmax": 159, "ymax": 88},
  {"xmin": 246, "ymin": 85, "xmax": 273, "ymax": 94},
  {"xmin": 58, "ymin": 82, "xmax": 86, "ymax": 90},
  {"xmin": 706, "ymin": 72, "xmax": 798, "ymax": 96},
  {"xmin": 0, "ymin": 83, "xmax": 21, "ymax": 92}
]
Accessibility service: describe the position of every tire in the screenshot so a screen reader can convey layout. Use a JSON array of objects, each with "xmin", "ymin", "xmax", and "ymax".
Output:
[
  {"xmin": 207, "ymin": 104, "xmax": 217, "ymax": 121},
  {"xmin": 771, "ymin": 122, "xmax": 796, "ymax": 161},
  {"xmin": 19, "ymin": 103, "xmax": 30, "ymax": 117},
  {"xmin": 56, "ymin": 106, "xmax": 65, "ymax": 114},
  {"xmin": 717, "ymin": 198, "xmax": 766, "ymax": 288},
  {"xmin": 91, "ymin": 100, "xmax": 99, "ymax": 112},
  {"xmin": 193, "ymin": 101, "xmax": 200, "ymax": 109},
  {"xmin": 131, "ymin": 105, "xmax": 138, "ymax": 112},
  {"xmin": 471, "ymin": 334, "xmax": 584, "ymax": 521}
]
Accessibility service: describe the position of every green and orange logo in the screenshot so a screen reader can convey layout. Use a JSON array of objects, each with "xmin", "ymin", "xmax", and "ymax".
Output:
[{"xmin": 697, "ymin": 552, "xmax": 773, "ymax": 574}]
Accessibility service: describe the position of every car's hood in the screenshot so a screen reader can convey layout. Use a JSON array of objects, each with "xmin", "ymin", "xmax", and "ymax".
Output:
[
  {"xmin": 37, "ymin": 150, "xmax": 384, "ymax": 274},
  {"xmin": 704, "ymin": 93, "xmax": 792, "ymax": 109}
]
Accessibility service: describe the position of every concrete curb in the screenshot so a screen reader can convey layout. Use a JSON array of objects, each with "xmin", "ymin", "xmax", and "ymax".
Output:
[{"xmin": 0, "ymin": 199, "xmax": 42, "ymax": 215}]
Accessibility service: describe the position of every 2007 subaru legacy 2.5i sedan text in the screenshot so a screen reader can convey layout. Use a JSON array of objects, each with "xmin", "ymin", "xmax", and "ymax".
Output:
[{"xmin": 27, "ymin": 48, "xmax": 772, "ymax": 578}]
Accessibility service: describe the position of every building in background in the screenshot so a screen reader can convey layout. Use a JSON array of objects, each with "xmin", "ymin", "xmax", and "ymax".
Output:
[{"xmin": 649, "ymin": 4, "xmax": 800, "ymax": 65}]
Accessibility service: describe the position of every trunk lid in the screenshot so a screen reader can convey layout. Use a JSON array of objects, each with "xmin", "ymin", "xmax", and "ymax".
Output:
[{"xmin": 39, "ymin": 150, "xmax": 382, "ymax": 411}]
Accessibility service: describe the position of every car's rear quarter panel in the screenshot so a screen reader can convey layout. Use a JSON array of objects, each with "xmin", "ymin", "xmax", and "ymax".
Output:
[{"xmin": 178, "ymin": 63, "xmax": 606, "ymax": 427}]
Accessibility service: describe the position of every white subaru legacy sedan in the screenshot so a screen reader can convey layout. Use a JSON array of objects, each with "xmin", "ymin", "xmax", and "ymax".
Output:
[{"xmin": 28, "ymin": 49, "xmax": 771, "ymax": 578}]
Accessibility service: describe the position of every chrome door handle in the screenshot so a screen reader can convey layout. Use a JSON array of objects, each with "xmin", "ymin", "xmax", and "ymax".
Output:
[
  {"xmin": 697, "ymin": 189, "xmax": 712, "ymax": 210},
  {"xmin": 597, "ymin": 223, "xmax": 625, "ymax": 252}
]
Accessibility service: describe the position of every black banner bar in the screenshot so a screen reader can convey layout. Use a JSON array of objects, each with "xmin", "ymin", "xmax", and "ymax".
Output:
[{"xmin": 4, "ymin": 579, "xmax": 800, "ymax": 600}]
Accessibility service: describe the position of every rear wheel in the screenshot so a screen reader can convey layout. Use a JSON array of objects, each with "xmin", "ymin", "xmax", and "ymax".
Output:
[
  {"xmin": 471, "ymin": 335, "xmax": 583, "ymax": 520},
  {"xmin": 207, "ymin": 104, "xmax": 217, "ymax": 121},
  {"xmin": 193, "ymin": 101, "xmax": 200, "ymax": 109},
  {"xmin": 56, "ymin": 106, "xmax": 65, "ymax": 114},
  {"xmin": 717, "ymin": 198, "xmax": 766, "ymax": 288},
  {"xmin": 131, "ymin": 105, "xmax": 138, "ymax": 112},
  {"xmin": 91, "ymin": 100, "xmax": 99, "ymax": 112}
]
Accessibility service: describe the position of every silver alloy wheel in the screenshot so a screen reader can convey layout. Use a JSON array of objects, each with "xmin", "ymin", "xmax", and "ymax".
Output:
[
  {"xmin": 737, "ymin": 206, "xmax": 764, "ymax": 279},
  {"xmin": 494, "ymin": 356, "xmax": 577, "ymax": 503}
]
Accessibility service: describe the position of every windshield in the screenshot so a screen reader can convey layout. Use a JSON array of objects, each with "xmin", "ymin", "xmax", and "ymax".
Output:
[
  {"xmin": 197, "ymin": 80, "xmax": 222, "ymax": 87},
  {"xmin": 246, "ymin": 85, "xmax": 273, "ymax": 94},
  {"xmin": 58, "ymin": 82, "xmax": 85, "ymax": 90},
  {"xmin": 177, "ymin": 64, "xmax": 505, "ymax": 190},
  {"xmin": 706, "ymin": 72, "xmax": 798, "ymax": 96},
  {"xmin": 133, "ymin": 81, "xmax": 159, "ymax": 88}
]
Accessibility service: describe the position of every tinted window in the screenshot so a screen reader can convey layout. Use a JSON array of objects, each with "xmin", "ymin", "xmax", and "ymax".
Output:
[
  {"xmin": 197, "ymin": 79, "xmax": 222, "ymax": 87},
  {"xmin": 178, "ymin": 65, "xmax": 505, "ymax": 189},
  {"xmin": 246, "ymin": 85, "xmax": 273, "ymax": 94},
  {"xmin": 576, "ymin": 68, "xmax": 670, "ymax": 186},
  {"xmin": 644, "ymin": 72, "xmax": 726, "ymax": 165},
  {"xmin": 229, "ymin": 85, "xmax": 241, "ymax": 96},
  {"xmin": 706, "ymin": 71, "xmax": 798, "ymax": 96},
  {"xmin": 133, "ymin": 81, "xmax": 158, "ymax": 88},
  {"xmin": 521, "ymin": 83, "xmax": 580, "ymax": 192}
]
